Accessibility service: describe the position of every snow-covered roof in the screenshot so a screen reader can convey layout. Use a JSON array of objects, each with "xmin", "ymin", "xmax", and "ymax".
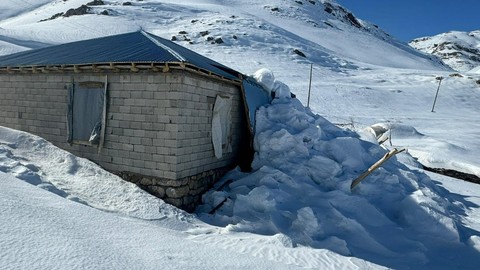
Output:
[{"xmin": 0, "ymin": 31, "xmax": 240, "ymax": 80}]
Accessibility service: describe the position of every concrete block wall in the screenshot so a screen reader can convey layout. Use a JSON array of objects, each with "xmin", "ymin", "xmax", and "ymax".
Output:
[
  {"xmin": 0, "ymin": 69, "xmax": 245, "ymax": 211},
  {"xmin": 82, "ymin": 72, "xmax": 181, "ymax": 179},
  {"xmin": 0, "ymin": 74, "xmax": 69, "ymax": 145},
  {"xmin": 175, "ymin": 72, "xmax": 244, "ymax": 179}
]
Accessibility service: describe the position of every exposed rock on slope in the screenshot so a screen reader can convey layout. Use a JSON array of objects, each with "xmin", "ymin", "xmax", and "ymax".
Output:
[{"xmin": 410, "ymin": 30, "xmax": 480, "ymax": 73}]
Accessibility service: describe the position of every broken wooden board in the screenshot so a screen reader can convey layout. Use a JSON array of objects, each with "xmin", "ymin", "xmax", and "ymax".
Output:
[{"xmin": 351, "ymin": 148, "xmax": 405, "ymax": 190}]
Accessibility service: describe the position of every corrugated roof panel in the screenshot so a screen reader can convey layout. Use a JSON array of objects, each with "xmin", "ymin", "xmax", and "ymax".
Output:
[
  {"xmin": 0, "ymin": 32, "xmax": 177, "ymax": 66},
  {"xmin": 0, "ymin": 31, "xmax": 239, "ymax": 80}
]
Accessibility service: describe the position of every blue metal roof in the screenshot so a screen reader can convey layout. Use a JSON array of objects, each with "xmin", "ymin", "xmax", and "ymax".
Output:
[{"xmin": 0, "ymin": 31, "xmax": 239, "ymax": 80}]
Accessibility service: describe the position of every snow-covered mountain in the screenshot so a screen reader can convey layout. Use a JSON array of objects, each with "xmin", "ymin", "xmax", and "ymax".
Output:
[
  {"xmin": 410, "ymin": 30, "xmax": 480, "ymax": 73},
  {"xmin": 0, "ymin": 0, "xmax": 446, "ymax": 71}
]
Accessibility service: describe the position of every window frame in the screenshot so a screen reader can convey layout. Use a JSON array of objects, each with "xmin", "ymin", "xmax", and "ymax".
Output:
[{"xmin": 67, "ymin": 76, "xmax": 108, "ymax": 151}]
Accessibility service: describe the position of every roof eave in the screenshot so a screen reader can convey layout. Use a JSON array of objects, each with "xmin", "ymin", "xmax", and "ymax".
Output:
[{"xmin": 0, "ymin": 61, "xmax": 241, "ymax": 83}]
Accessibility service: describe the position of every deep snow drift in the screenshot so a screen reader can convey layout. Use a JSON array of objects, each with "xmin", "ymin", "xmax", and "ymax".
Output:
[
  {"xmin": 0, "ymin": 124, "xmax": 384, "ymax": 269},
  {"xmin": 0, "ymin": 126, "xmax": 183, "ymax": 220},
  {"xmin": 198, "ymin": 73, "xmax": 480, "ymax": 269},
  {"xmin": 2, "ymin": 95, "xmax": 480, "ymax": 269}
]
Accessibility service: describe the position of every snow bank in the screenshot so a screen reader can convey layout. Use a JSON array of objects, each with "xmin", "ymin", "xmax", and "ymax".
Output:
[
  {"xmin": 199, "ymin": 95, "xmax": 479, "ymax": 268},
  {"xmin": 2, "ymin": 171, "xmax": 317, "ymax": 270},
  {"xmin": 0, "ymin": 126, "xmax": 186, "ymax": 220},
  {"xmin": 369, "ymin": 122, "xmax": 480, "ymax": 178}
]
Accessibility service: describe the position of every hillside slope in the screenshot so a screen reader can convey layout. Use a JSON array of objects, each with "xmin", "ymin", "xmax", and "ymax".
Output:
[{"xmin": 0, "ymin": 0, "xmax": 446, "ymax": 71}]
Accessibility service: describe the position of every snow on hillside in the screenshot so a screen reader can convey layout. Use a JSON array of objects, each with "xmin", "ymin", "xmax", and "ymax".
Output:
[
  {"xmin": 0, "ymin": 0, "xmax": 447, "ymax": 70},
  {"xmin": 410, "ymin": 30, "xmax": 480, "ymax": 73},
  {"xmin": 0, "ymin": 0, "xmax": 52, "ymax": 21}
]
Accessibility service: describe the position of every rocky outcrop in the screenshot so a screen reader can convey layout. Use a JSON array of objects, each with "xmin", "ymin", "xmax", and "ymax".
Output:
[
  {"xmin": 323, "ymin": 2, "xmax": 363, "ymax": 29},
  {"xmin": 410, "ymin": 31, "xmax": 480, "ymax": 73}
]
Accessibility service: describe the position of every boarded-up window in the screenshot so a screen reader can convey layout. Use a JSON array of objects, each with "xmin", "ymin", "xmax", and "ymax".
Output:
[
  {"xmin": 212, "ymin": 95, "xmax": 232, "ymax": 159},
  {"xmin": 67, "ymin": 81, "xmax": 106, "ymax": 145}
]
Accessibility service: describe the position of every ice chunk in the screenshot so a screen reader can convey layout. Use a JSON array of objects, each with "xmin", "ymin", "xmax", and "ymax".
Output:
[
  {"xmin": 272, "ymin": 80, "xmax": 291, "ymax": 99},
  {"xmin": 252, "ymin": 68, "xmax": 275, "ymax": 92}
]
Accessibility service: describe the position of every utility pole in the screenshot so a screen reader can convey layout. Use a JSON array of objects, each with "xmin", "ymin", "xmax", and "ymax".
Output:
[
  {"xmin": 431, "ymin": 76, "xmax": 443, "ymax": 112},
  {"xmin": 307, "ymin": 63, "xmax": 313, "ymax": 108}
]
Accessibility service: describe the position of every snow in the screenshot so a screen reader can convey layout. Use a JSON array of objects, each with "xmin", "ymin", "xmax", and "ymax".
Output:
[
  {"xmin": 0, "ymin": 126, "xmax": 181, "ymax": 220},
  {"xmin": 252, "ymin": 68, "xmax": 276, "ymax": 93},
  {"xmin": 468, "ymin": 66, "xmax": 480, "ymax": 74},
  {"xmin": 198, "ymin": 97, "xmax": 480, "ymax": 269},
  {"xmin": 0, "ymin": 126, "xmax": 382, "ymax": 269},
  {"xmin": 0, "ymin": 0, "xmax": 52, "ymax": 21},
  {"xmin": 1, "ymin": 0, "xmax": 480, "ymax": 269},
  {"xmin": 252, "ymin": 68, "xmax": 291, "ymax": 98},
  {"xmin": 1, "ymin": 171, "xmax": 315, "ymax": 270}
]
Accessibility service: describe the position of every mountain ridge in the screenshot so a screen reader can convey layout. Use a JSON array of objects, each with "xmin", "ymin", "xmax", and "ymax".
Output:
[
  {"xmin": 410, "ymin": 30, "xmax": 480, "ymax": 73},
  {"xmin": 0, "ymin": 0, "xmax": 448, "ymax": 73}
]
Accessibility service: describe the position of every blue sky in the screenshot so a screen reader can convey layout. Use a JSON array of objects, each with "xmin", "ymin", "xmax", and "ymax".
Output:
[{"xmin": 335, "ymin": 0, "xmax": 480, "ymax": 41}]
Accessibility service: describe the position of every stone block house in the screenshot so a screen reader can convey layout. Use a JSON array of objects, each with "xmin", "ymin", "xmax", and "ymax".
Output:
[{"xmin": 0, "ymin": 31, "xmax": 270, "ymax": 211}]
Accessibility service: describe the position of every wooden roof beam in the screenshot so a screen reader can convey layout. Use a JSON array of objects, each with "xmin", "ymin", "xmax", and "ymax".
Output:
[{"xmin": 130, "ymin": 63, "xmax": 139, "ymax": 72}]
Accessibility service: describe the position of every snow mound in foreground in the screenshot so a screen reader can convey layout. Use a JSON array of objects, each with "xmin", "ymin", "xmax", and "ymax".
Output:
[
  {"xmin": 0, "ymin": 126, "xmax": 186, "ymax": 220},
  {"xmin": 199, "ymin": 98, "xmax": 479, "ymax": 268}
]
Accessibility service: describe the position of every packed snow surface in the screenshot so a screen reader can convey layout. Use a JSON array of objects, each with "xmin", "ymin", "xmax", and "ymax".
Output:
[{"xmin": 0, "ymin": 126, "xmax": 382, "ymax": 269}]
